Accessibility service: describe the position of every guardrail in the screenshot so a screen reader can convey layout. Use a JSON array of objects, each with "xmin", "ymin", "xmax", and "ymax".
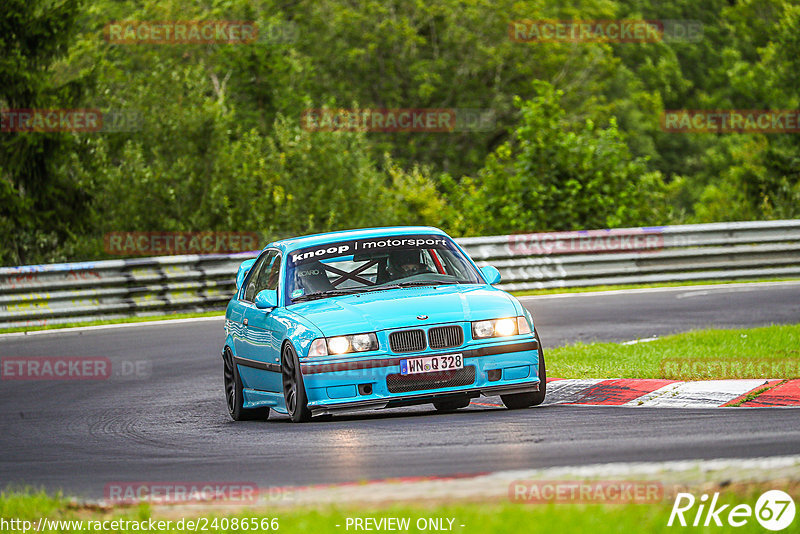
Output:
[{"xmin": 1, "ymin": 220, "xmax": 799, "ymax": 329}]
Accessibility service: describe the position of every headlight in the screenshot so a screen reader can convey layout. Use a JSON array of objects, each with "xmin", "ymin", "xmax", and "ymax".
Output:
[
  {"xmin": 494, "ymin": 318, "xmax": 517, "ymax": 337},
  {"xmin": 328, "ymin": 336, "xmax": 351, "ymax": 355},
  {"xmin": 307, "ymin": 338, "xmax": 328, "ymax": 357},
  {"xmin": 517, "ymin": 315, "xmax": 532, "ymax": 335},
  {"xmin": 472, "ymin": 317, "xmax": 530, "ymax": 339},
  {"xmin": 307, "ymin": 333, "xmax": 380, "ymax": 357},
  {"xmin": 351, "ymin": 333, "xmax": 375, "ymax": 352},
  {"xmin": 472, "ymin": 320, "xmax": 495, "ymax": 338}
]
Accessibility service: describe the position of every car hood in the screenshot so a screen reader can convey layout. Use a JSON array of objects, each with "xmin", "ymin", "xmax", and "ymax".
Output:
[{"xmin": 288, "ymin": 285, "xmax": 518, "ymax": 336}]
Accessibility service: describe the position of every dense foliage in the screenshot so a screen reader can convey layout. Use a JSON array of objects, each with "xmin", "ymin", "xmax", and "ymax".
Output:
[{"xmin": 1, "ymin": 0, "xmax": 798, "ymax": 265}]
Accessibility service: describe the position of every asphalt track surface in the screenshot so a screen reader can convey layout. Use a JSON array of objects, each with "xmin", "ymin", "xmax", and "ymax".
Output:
[{"xmin": 1, "ymin": 282, "xmax": 799, "ymax": 498}]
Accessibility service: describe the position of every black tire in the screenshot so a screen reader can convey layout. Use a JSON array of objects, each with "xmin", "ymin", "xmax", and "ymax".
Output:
[
  {"xmin": 281, "ymin": 342, "xmax": 312, "ymax": 423},
  {"xmin": 223, "ymin": 346, "xmax": 270, "ymax": 421},
  {"xmin": 501, "ymin": 327, "xmax": 547, "ymax": 409},
  {"xmin": 433, "ymin": 396, "xmax": 471, "ymax": 412}
]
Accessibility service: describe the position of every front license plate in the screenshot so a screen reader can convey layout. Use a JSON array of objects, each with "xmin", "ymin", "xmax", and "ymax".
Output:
[{"xmin": 400, "ymin": 354, "xmax": 463, "ymax": 375}]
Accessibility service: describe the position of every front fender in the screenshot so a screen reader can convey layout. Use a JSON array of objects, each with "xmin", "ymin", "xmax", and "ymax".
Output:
[
  {"xmin": 269, "ymin": 309, "xmax": 324, "ymax": 358},
  {"xmin": 507, "ymin": 293, "xmax": 536, "ymax": 332},
  {"xmin": 223, "ymin": 297, "xmax": 245, "ymax": 358}
]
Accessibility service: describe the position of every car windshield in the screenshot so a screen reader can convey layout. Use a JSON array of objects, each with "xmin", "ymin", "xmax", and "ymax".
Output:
[{"xmin": 285, "ymin": 234, "xmax": 483, "ymax": 304}]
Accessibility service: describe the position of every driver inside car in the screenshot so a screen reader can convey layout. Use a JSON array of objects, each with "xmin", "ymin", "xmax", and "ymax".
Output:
[{"xmin": 387, "ymin": 249, "xmax": 432, "ymax": 280}]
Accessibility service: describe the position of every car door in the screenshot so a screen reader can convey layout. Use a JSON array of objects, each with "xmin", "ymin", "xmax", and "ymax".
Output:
[
  {"xmin": 237, "ymin": 250, "xmax": 283, "ymax": 392},
  {"xmin": 232, "ymin": 251, "xmax": 271, "ymax": 359}
]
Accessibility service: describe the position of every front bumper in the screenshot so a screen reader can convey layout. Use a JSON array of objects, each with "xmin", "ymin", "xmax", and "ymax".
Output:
[
  {"xmin": 310, "ymin": 382, "xmax": 539, "ymax": 416},
  {"xmin": 299, "ymin": 338, "xmax": 540, "ymax": 416}
]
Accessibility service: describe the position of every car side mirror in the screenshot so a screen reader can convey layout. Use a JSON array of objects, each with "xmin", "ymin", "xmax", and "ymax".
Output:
[
  {"xmin": 236, "ymin": 259, "xmax": 256, "ymax": 291},
  {"xmin": 254, "ymin": 289, "xmax": 278, "ymax": 310},
  {"xmin": 480, "ymin": 265, "xmax": 501, "ymax": 285}
]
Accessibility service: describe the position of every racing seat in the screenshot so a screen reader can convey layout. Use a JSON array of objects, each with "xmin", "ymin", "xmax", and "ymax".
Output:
[{"xmin": 295, "ymin": 261, "xmax": 335, "ymax": 294}]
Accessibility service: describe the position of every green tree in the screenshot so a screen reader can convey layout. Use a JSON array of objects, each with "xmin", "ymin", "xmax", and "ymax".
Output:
[
  {"xmin": 0, "ymin": 0, "xmax": 93, "ymax": 265},
  {"xmin": 451, "ymin": 82, "xmax": 665, "ymax": 235}
]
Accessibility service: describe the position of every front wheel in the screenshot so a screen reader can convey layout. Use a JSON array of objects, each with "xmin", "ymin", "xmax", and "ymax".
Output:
[
  {"xmin": 223, "ymin": 347, "xmax": 270, "ymax": 421},
  {"xmin": 501, "ymin": 328, "xmax": 547, "ymax": 409},
  {"xmin": 281, "ymin": 343, "xmax": 312, "ymax": 423}
]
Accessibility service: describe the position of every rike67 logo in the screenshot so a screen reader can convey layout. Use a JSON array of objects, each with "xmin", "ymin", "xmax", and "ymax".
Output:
[{"xmin": 668, "ymin": 490, "xmax": 795, "ymax": 531}]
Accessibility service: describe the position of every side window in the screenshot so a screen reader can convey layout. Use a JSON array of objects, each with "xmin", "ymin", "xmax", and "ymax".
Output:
[
  {"xmin": 243, "ymin": 250, "xmax": 277, "ymax": 302},
  {"xmin": 264, "ymin": 254, "xmax": 282, "ymax": 291},
  {"xmin": 250, "ymin": 252, "xmax": 282, "ymax": 301}
]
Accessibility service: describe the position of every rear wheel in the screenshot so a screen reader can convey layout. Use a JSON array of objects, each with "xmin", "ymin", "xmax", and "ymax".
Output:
[
  {"xmin": 433, "ymin": 396, "xmax": 471, "ymax": 412},
  {"xmin": 281, "ymin": 343, "xmax": 312, "ymax": 423},
  {"xmin": 223, "ymin": 347, "xmax": 270, "ymax": 421},
  {"xmin": 501, "ymin": 328, "xmax": 547, "ymax": 409}
]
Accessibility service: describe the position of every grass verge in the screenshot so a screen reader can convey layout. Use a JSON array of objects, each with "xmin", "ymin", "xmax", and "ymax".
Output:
[
  {"xmin": 546, "ymin": 323, "xmax": 800, "ymax": 380},
  {"xmin": 1, "ymin": 488, "xmax": 794, "ymax": 534}
]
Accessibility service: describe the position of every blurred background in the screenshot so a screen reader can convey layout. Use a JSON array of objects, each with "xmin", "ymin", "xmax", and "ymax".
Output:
[{"xmin": 1, "ymin": 0, "xmax": 798, "ymax": 266}]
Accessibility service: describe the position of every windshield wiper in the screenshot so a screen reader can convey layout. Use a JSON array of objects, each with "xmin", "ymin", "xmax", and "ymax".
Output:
[
  {"xmin": 395, "ymin": 280, "xmax": 459, "ymax": 287},
  {"xmin": 360, "ymin": 284, "xmax": 402, "ymax": 292},
  {"xmin": 292, "ymin": 288, "xmax": 366, "ymax": 302},
  {"xmin": 292, "ymin": 284, "xmax": 407, "ymax": 301}
]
